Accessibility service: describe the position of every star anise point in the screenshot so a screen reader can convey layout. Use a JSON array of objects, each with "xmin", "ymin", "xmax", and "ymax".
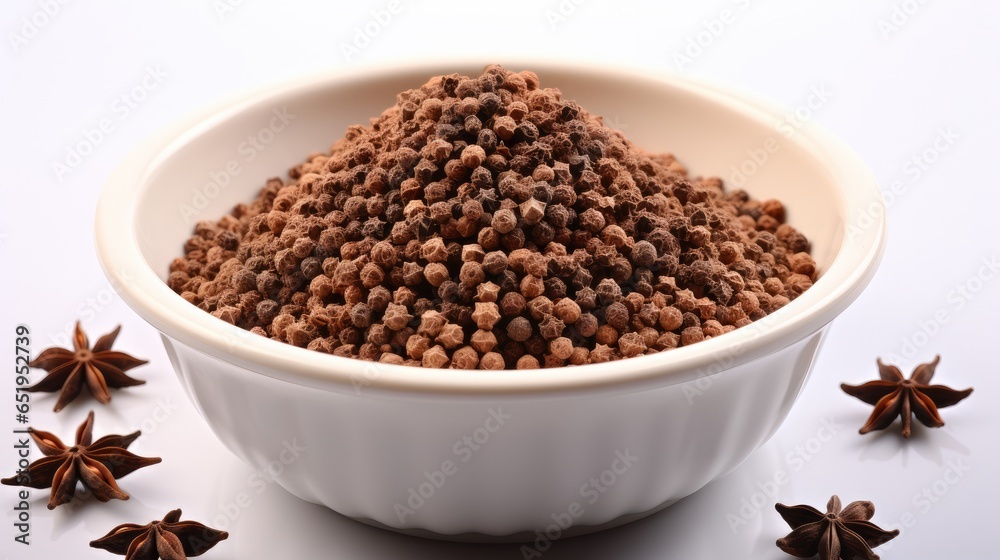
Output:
[
  {"xmin": 91, "ymin": 508, "xmax": 229, "ymax": 560},
  {"xmin": 27, "ymin": 323, "xmax": 148, "ymax": 412},
  {"xmin": 775, "ymin": 495, "xmax": 898, "ymax": 560},
  {"xmin": 842, "ymin": 356, "xmax": 972, "ymax": 437},
  {"xmin": 0, "ymin": 411, "xmax": 160, "ymax": 508}
]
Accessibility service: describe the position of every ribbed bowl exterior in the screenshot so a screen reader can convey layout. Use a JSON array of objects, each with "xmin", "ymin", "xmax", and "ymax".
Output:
[{"xmin": 162, "ymin": 328, "xmax": 825, "ymax": 538}]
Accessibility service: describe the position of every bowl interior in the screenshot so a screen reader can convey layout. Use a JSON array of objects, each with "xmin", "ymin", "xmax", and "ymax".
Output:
[
  {"xmin": 136, "ymin": 65, "xmax": 843, "ymax": 282},
  {"xmin": 98, "ymin": 62, "xmax": 881, "ymax": 396}
]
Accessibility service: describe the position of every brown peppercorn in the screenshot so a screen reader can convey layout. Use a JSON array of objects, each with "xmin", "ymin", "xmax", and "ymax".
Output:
[
  {"xmin": 595, "ymin": 278, "xmax": 622, "ymax": 305},
  {"xmin": 519, "ymin": 198, "xmax": 547, "ymax": 226},
  {"xmin": 405, "ymin": 334, "xmax": 431, "ymax": 360},
  {"xmin": 470, "ymin": 329, "xmax": 498, "ymax": 353},
  {"xmin": 507, "ymin": 316, "xmax": 533, "ymax": 342},
  {"xmin": 589, "ymin": 344, "xmax": 614, "ymax": 364},
  {"xmin": 472, "ymin": 302, "xmax": 502, "ymax": 330},
  {"xmin": 538, "ymin": 314, "xmax": 566, "ymax": 340},
  {"xmin": 523, "ymin": 253, "xmax": 550, "ymax": 278},
  {"xmin": 459, "ymin": 261, "xmax": 486, "ymax": 288},
  {"xmin": 360, "ymin": 262, "xmax": 385, "ymax": 288},
  {"xmin": 461, "ymin": 244, "xmax": 486, "ymax": 263},
  {"xmin": 421, "ymin": 237, "xmax": 449, "ymax": 263},
  {"xmin": 605, "ymin": 302, "xmax": 630, "ymax": 331},
  {"xmin": 422, "ymin": 345, "xmax": 450, "ymax": 368},
  {"xmin": 656, "ymin": 331, "xmax": 680, "ymax": 350},
  {"xmin": 379, "ymin": 353, "xmax": 405, "ymax": 365},
  {"xmin": 618, "ymin": 332, "xmax": 647, "ymax": 358},
  {"xmin": 658, "ymin": 306, "xmax": 683, "ymax": 331},
  {"xmin": 423, "ymin": 262, "xmax": 450, "ymax": 287},
  {"xmin": 564, "ymin": 346, "xmax": 587, "ymax": 365},
  {"xmin": 476, "ymin": 281, "xmax": 500, "ymax": 303},
  {"xmin": 520, "ymin": 275, "xmax": 545, "ymax": 299},
  {"xmin": 482, "ymin": 251, "xmax": 509, "ymax": 275},
  {"xmin": 451, "ymin": 346, "xmax": 480, "ymax": 369},
  {"xmin": 460, "ymin": 144, "xmax": 486, "ymax": 168},
  {"xmin": 382, "ymin": 303, "xmax": 413, "ymax": 331},
  {"xmin": 552, "ymin": 298, "xmax": 581, "ymax": 324},
  {"xmin": 350, "ymin": 303, "xmax": 373, "ymax": 328},
  {"xmin": 595, "ymin": 324, "xmax": 619, "ymax": 346},
  {"xmin": 516, "ymin": 354, "xmax": 540, "ymax": 369},
  {"xmin": 761, "ymin": 199, "xmax": 785, "ymax": 222},
  {"xmin": 702, "ymin": 320, "xmax": 725, "ymax": 338},
  {"xmin": 479, "ymin": 352, "xmax": 506, "ymax": 370},
  {"xmin": 417, "ymin": 310, "xmax": 448, "ymax": 338},
  {"xmin": 784, "ymin": 273, "xmax": 813, "ymax": 296},
  {"xmin": 256, "ymin": 300, "xmax": 280, "ymax": 325},
  {"xmin": 437, "ymin": 323, "xmax": 466, "ymax": 349},
  {"xmin": 492, "ymin": 208, "xmax": 517, "ymax": 234},
  {"xmin": 401, "ymin": 262, "xmax": 424, "ymax": 286},
  {"xmin": 526, "ymin": 296, "xmax": 554, "ymax": 321},
  {"xmin": 212, "ymin": 305, "xmax": 240, "ymax": 325},
  {"xmin": 574, "ymin": 287, "xmax": 597, "ymax": 310},
  {"xmin": 680, "ymin": 326, "xmax": 705, "ymax": 346},
  {"xmin": 548, "ymin": 337, "xmax": 573, "ymax": 360},
  {"xmin": 638, "ymin": 327, "xmax": 659, "ymax": 348},
  {"xmin": 286, "ymin": 321, "xmax": 317, "ymax": 347},
  {"xmin": 500, "ymin": 291, "xmax": 527, "ymax": 316},
  {"xmin": 579, "ymin": 208, "xmax": 606, "ymax": 233},
  {"xmin": 576, "ymin": 313, "xmax": 599, "ymax": 337}
]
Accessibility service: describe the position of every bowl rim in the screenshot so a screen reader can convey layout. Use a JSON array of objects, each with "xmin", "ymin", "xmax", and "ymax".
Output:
[{"xmin": 95, "ymin": 60, "xmax": 886, "ymax": 397}]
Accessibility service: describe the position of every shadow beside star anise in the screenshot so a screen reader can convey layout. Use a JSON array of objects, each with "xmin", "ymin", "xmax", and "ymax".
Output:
[{"xmin": 852, "ymin": 422, "xmax": 970, "ymax": 466}]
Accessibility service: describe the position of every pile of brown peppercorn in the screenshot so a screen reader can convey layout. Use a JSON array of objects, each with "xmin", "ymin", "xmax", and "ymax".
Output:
[{"xmin": 167, "ymin": 65, "xmax": 817, "ymax": 369}]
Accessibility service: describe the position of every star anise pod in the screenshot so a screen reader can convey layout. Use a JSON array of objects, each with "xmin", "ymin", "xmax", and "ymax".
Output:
[
  {"xmin": 841, "ymin": 355, "xmax": 973, "ymax": 438},
  {"xmin": 775, "ymin": 495, "xmax": 899, "ymax": 560},
  {"xmin": 90, "ymin": 508, "xmax": 229, "ymax": 560},
  {"xmin": 28, "ymin": 322, "xmax": 148, "ymax": 412},
  {"xmin": 0, "ymin": 411, "xmax": 161, "ymax": 509}
]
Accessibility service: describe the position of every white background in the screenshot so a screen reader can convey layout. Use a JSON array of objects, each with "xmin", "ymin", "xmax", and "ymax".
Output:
[{"xmin": 2, "ymin": 0, "xmax": 998, "ymax": 558}]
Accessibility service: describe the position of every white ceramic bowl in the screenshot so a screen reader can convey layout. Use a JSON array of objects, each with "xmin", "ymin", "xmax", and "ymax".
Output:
[{"xmin": 95, "ymin": 62, "xmax": 884, "ymax": 541}]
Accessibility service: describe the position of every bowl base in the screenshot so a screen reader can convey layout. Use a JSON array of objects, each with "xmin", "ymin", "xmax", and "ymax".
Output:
[{"xmin": 348, "ymin": 498, "xmax": 679, "ymax": 543}]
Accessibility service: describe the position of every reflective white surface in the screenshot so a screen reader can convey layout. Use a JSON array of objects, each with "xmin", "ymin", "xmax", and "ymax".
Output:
[
  {"xmin": 94, "ymin": 59, "xmax": 882, "ymax": 537},
  {"xmin": 1, "ymin": 0, "xmax": 996, "ymax": 557}
]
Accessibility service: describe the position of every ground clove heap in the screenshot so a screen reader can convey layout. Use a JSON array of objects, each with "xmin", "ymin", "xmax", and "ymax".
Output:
[{"xmin": 167, "ymin": 65, "xmax": 817, "ymax": 369}]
